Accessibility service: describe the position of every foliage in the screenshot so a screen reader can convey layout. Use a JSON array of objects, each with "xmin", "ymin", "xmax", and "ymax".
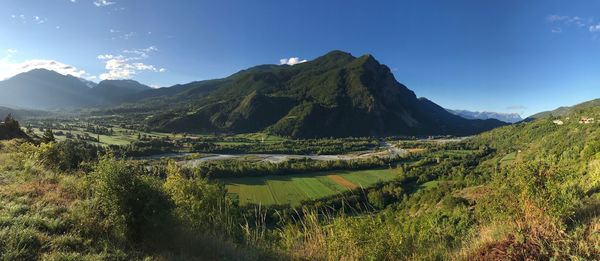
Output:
[
  {"xmin": 90, "ymin": 156, "xmax": 174, "ymax": 245},
  {"xmin": 0, "ymin": 114, "xmax": 28, "ymax": 140},
  {"xmin": 144, "ymin": 51, "xmax": 504, "ymax": 138},
  {"xmin": 36, "ymin": 140, "xmax": 104, "ymax": 172},
  {"xmin": 163, "ymin": 161, "xmax": 239, "ymax": 237},
  {"xmin": 2, "ymin": 105, "xmax": 600, "ymax": 260},
  {"xmin": 42, "ymin": 129, "xmax": 55, "ymax": 143}
]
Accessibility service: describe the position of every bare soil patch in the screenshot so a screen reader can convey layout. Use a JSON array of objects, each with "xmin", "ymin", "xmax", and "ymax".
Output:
[{"xmin": 327, "ymin": 175, "xmax": 358, "ymax": 189}]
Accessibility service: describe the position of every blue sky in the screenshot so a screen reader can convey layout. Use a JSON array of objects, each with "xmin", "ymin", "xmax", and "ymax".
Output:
[{"xmin": 1, "ymin": 0, "xmax": 600, "ymax": 116}]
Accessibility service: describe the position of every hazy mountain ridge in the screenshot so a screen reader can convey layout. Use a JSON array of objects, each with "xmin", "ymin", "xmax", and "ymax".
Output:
[
  {"xmin": 0, "ymin": 69, "xmax": 151, "ymax": 109},
  {"xmin": 0, "ymin": 69, "xmax": 96, "ymax": 109},
  {"xmin": 447, "ymin": 109, "xmax": 522, "ymax": 123},
  {"xmin": 90, "ymin": 79, "xmax": 152, "ymax": 105}
]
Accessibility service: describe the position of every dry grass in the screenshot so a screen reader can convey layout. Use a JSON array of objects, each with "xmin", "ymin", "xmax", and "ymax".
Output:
[
  {"xmin": 406, "ymin": 148, "xmax": 427, "ymax": 153},
  {"xmin": 462, "ymin": 201, "xmax": 570, "ymax": 260},
  {"xmin": 452, "ymin": 221, "xmax": 515, "ymax": 260},
  {"xmin": 453, "ymin": 185, "xmax": 492, "ymax": 203}
]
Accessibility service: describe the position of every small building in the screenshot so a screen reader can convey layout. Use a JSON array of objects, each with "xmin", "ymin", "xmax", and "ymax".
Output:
[{"xmin": 579, "ymin": 117, "xmax": 595, "ymax": 124}]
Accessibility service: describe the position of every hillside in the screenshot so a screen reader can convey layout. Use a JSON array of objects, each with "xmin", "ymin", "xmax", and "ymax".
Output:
[
  {"xmin": 527, "ymin": 98, "xmax": 600, "ymax": 120},
  {"xmin": 145, "ymin": 51, "xmax": 506, "ymax": 138}
]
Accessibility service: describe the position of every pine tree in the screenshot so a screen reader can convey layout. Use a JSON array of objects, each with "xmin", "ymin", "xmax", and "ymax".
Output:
[
  {"xmin": 42, "ymin": 129, "xmax": 55, "ymax": 143},
  {"xmin": 3, "ymin": 114, "xmax": 19, "ymax": 131}
]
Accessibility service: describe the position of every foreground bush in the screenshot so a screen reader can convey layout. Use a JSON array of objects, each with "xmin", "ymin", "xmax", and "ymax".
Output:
[
  {"xmin": 164, "ymin": 161, "xmax": 239, "ymax": 237},
  {"xmin": 88, "ymin": 157, "xmax": 174, "ymax": 245}
]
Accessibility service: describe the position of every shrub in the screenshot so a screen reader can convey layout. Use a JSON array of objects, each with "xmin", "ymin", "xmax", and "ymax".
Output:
[
  {"xmin": 367, "ymin": 190, "xmax": 385, "ymax": 209},
  {"xmin": 37, "ymin": 140, "xmax": 103, "ymax": 172},
  {"xmin": 163, "ymin": 161, "xmax": 238, "ymax": 237},
  {"xmin": 92, "ymin": 156, "xmax": 173, "ymax": 245}
]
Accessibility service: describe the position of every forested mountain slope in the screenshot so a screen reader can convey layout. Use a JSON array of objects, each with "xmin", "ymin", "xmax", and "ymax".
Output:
[{"xmin": 144, "ymin": 51, "xmax": 506, "ymax": 137}]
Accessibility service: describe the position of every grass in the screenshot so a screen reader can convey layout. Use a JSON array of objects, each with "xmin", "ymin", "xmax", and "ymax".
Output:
[
  {"xmin": 420, "ymin": 180, "xmax": 442, "ymax": 189},
  {"xmin": 234, "ymin": 133, "xmax": 288, "ymax": 143},
  {"xmin": 500, "ymin": 152, "xmax": 517, "ymax": 167},
  {"xmin": 220, "ymin": 168, "xmax": 399, "ymax": 206},
  {"xmin": 29, "ymin": 123, "xmax": 289, "ymax": 147},
  {"xmin": 31, "ymin": 127, "xmax": 175, "ymax": 146}
]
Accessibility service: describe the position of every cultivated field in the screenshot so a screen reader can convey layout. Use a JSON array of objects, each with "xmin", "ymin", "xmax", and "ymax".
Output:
[{"xmin": 220, "ymin": 168, "xmax": 399, "ymax": 206}]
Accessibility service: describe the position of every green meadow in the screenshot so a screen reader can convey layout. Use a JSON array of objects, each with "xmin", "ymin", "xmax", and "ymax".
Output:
[{"xmin": 220, "ymin": 168, "xmax": 399, "ymax": 206}]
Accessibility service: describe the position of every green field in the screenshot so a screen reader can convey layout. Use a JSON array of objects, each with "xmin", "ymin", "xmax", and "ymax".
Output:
[
  {"xmin": 220, "ymin": 168, "xmax": 399, "ymax": 206},
  {"xmin": 500, "ymin": 152, "xmax": 517, "ymax": 167}
]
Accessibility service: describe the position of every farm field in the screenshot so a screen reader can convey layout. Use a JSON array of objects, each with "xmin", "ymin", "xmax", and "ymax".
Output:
[
  {"xmin": 28, "ymin": 123, "xmax": 290, "ymax": 147},
  {"xmin": 220, "ymin": 168, "xmax": 399, "ymax": 206}
]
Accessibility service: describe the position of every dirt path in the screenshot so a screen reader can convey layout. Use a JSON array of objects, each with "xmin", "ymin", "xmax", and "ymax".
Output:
[{"xmin": 327, "ymin": 175, "xmax": 358, "ymax": 189}]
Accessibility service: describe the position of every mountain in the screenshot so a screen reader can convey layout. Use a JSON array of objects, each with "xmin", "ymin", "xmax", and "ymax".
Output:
[
  {"xmin": 144, "ymin": 51, "xmax": 507, "ymax": 138},
  {"xmin": 90, "ymin": 80, "xmax": 152, "ymax": 105},
  {"xmin": 0, "ymin": 70, "xmax": 152, "ymax": 109},
  {"xmin": 0, "ymin": 69, "xmax": 96, "ymax": 109},
  {"xmin": 527, "ymin": 98, "xmax": 600, "ymax": 120},
  {"xmin": 447, "ymin": 109, "xmax": 522, "ymax": 123}
]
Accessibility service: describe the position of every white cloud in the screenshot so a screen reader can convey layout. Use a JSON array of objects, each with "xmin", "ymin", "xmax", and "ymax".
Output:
[
  {"xmin": 546, "ymin": 14, "xmax": 600, "ymax": 35},
  {"xmin": 34, "ymin": 16, "xmax": 46, "ymax": 24},
  {"xmin": 109, "ymin": 29, "xmax": 136, "ymax": 40},
  {"xmin": 279, "ymin": 57, "xmax": 307, "ymax": 66},
  {"xmin": 123, "ymin": 46, "xmax": 157, "ymax": 58},
  {"xmin": 547, "ymin": 15, "xmax": 568, "ymax": 22},
  {"xmin": 94, "ymin": 0, "xmax": 114, "ymax": 7},
  {"xmin": 97, "ymin": 46, "xmax": 165, "ymax": 80},
  {"xmin": 0, "ymin": 55, "xmax": 92, "ymax": 81},
  {"xmin": 10, "ymin": 14, "xmax": 25, "ymax": 21},
  {"xmin": 547, "ymin": 15, "xmax": 587, "ymax": 27},
  {"xmin": 10, "ymin": 14, "xmax": 47, "ymax": 24}
]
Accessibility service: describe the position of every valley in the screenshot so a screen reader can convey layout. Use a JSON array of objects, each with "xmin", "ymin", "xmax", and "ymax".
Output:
[
  {"xmin": 5, "ymin": 0, "xmax": 600, "ymax": 259},
  {"xmin": 0, "ymin": 50, "xmax": 597, "ymax": 260}
]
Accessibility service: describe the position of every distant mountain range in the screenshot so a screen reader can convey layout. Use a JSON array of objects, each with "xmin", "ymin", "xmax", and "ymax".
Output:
[
  {"xmin": 447, "ymin": 109, "xmax": 522, "ymax": 123},
  {"xmin": 0, "ymin": 69, "xmax": 151, "ymax": 110},
  {"xmin": 0, "ymin": 51, "xmax": 508, "ymax": 138}
]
